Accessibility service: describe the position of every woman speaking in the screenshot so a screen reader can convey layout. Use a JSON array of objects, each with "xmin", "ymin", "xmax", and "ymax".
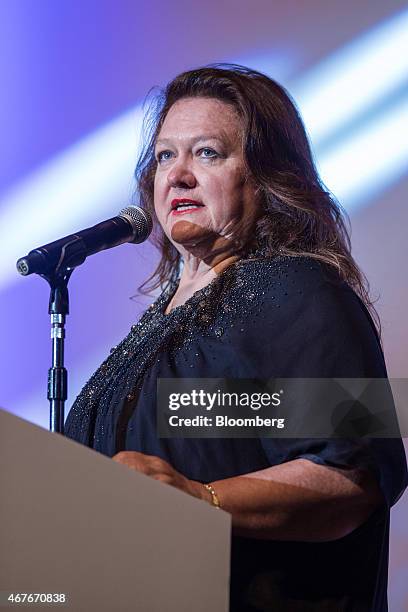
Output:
[{"xmin": 65, "ymin": 65, "xmax": 407, "ymax": 611}]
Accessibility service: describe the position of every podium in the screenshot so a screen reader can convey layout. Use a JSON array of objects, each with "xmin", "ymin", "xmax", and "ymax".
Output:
[{"xmin": 0, "ymin": 409, "xmax": 231, "ymax": 611}]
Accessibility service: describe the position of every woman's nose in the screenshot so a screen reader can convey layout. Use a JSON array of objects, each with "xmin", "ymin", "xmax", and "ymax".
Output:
[{"xmin": 167, "ymin": 159, "xmax": 197, "ymax": 189}]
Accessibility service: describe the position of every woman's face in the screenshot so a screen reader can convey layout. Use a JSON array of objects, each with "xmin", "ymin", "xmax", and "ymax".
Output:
[{"xmin": 153, "ymin": 97, "xmax": 260, "ymax": 258}]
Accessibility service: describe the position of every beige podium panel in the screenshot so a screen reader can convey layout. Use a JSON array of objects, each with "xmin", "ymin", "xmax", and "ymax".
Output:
[{"xmin": 0, "ymin": 409, "xmax": 231, "ymax": 611}]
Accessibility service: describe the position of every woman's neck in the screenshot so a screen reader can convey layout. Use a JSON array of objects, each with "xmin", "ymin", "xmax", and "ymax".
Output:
[{"xmin": 164, "ymin": 253, "xmax": 240, "ymax": 315}]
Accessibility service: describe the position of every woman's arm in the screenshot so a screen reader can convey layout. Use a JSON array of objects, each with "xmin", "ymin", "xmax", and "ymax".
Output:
[
  {"xmin": 112, "ymin": 451, "xmax": 383, "ymax": 542},
  {"xmin": 210, "ymin": 458, "xmax": 383, "ymax": 541}
]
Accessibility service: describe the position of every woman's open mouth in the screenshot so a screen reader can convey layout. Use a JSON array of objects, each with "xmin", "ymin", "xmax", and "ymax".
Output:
[{"xmin": 170, "ymin": 199, "xmax": 205, "ymax": 215}]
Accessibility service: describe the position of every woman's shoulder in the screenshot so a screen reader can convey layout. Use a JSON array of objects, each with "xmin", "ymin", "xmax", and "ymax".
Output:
[
  {"xmin": 215, "ymin": 254, "xmax": 385, "ymax": 377},
  {"xmin": 223, "ymin": 254, "xmax": 379, "ymax": 347},
  {"xmin": 228, "ymin": 254, "xmax": 347, "ymax": 301},
  {"xmin": 210, "ymin": 254, "xmax": 341, "ymax": 335},
  {"xmin": 234, "ymin": 253, "xmax": 331, "ymax": 280}
]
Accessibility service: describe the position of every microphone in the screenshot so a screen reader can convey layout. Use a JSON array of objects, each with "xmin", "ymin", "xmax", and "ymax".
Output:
[{"xmin": 16, "ymin": 205, "xmax": 153, "ymax": 277}]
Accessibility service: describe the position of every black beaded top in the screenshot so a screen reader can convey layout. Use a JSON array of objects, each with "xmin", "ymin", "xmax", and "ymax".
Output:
[
  {"xmin": 66, "ymin": 253, "xmax": 301, "ymax": 449},
  {"xmin": 64, "ymin": 253, "xmax": 407, "ymax": 612}
]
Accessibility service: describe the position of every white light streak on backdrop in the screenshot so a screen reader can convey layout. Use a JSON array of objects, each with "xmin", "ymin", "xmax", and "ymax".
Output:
[
  {"xmin": 293, "ymin": 9, "xmax": 408, "ymax": 146},
  {"xmin": 0, "ymin": 108, "xmax": 143, "ymax": 290}
]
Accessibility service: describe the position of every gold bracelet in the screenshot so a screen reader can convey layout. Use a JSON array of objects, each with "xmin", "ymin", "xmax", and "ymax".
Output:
[{"xmin": 203, "ymin": 483, "xmax": 221, "ymax": 509}]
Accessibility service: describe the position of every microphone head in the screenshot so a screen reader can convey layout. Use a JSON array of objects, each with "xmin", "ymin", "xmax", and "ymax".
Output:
[{"xmin": 119, "ymin": 205, "xmax": 152, "ymax": 244}]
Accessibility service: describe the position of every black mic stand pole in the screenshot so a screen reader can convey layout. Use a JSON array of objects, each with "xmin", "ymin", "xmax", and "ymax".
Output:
[
  {"xmin": 45, "ymin": 269, "xmax": 73, "ymax": 433},
  {"xmin": 38, "ymin": 238, "xmax": 87, "ymax": 433}
]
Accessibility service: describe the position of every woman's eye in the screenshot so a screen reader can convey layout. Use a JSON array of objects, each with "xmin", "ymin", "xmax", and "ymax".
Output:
[
  {"xmin": 157, "ymin": 150, "xmax": 173, "ymax": 162},
  {"xmin": 199, "ymin": 148, "xmax": 218, "ymax": 159}
]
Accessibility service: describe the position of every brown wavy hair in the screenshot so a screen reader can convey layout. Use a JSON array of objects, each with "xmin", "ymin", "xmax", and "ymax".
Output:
[{"xmin": 134, "ymin": 64, "xmax": 379, "ymax": 331}]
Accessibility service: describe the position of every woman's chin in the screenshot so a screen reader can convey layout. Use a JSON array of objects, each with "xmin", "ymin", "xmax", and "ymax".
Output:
[
  {"xmin": 169, "ymin": 222, "xmax": 237, "ymax": 264},
  {"xmin": 170, "ymin": 220, "xmax": 215, "ymax": 247}
]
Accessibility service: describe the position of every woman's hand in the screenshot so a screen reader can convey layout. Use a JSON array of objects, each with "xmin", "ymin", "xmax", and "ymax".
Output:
[{"xmin": 112, "ymin": 451, "xmax": 210, "ymax": 502}]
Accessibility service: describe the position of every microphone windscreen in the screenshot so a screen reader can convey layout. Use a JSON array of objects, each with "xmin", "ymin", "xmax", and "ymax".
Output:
[{"xmin": 119, "ymin": 205, "xmax": 153, "ymax": 244}]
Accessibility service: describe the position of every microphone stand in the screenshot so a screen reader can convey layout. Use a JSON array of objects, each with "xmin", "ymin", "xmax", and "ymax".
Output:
[
  {"xmin": 45, "ymin": 269, "xmax": 73, "ymax": 434},
  {"xmin": 40, "ymin": 238, "xmax": 87, "ymax": 434}
]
